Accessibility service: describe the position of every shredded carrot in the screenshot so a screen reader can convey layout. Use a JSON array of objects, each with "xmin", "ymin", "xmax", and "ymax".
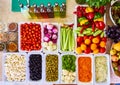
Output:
[{"xmin": 78, "ymin": 57, "xmax": 92, "ymax": 82}]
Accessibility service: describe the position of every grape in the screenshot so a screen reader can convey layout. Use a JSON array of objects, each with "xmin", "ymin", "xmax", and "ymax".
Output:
[{"xmin": 106, "ymin": 25, "xmax": 120, "ymax": 43}]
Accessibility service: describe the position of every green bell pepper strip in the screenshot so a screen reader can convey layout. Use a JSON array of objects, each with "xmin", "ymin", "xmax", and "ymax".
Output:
[{"xmin": 94, "ymin": 13, "xmax": 102, "ymax": 19}]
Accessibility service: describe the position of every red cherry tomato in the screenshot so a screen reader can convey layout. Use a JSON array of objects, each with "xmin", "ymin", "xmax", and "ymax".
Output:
[
  {"xmin": 84, "ymin": 48, "xmax": 91, "ymax": 54},
  {"xmin": 99, "ymin": 21, "xmax": 105, "ymax": 30},
  {"xmin": 100, "ymin": 47, "xmax": 106, "ymax": 53},
  {"xmin": 89, "ymin": 36, "xmax": 94, "ymax": 40},
  {"xmin": 102, "ymin": 37, "xmax": 107, "ymax": 42},
  {"xmin": 83, "ymin": 36, "xmax": 88, "ymax": 40},
  {"xmin": 77, "ymin": 37, "xmax": 83, "ymax": 43},
  {"xmin": 20, "ymin": 23, "xmax": 41, "ymax": 51}
]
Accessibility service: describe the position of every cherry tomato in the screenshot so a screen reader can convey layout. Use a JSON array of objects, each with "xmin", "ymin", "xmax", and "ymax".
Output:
[
  {"xmin": 100, "ymin": 47, "xmax": 106, "ymax": 53},
  {"xmin": 77, "ymin": 37, "xmax": 83, "ymax": 43},
  {"xmin": 20, "ymin": 23, "xmax": 41, "ymax": 51},
  {"xmin": 83, "ymin": 36, "xmax": 88, "ymax": 40},
  {"xmin": 99, "ymin": 21, "xmax": 105, "ymax": 30},
  {"xmin": 84, "ymin": 48, "xmax": 91, "ymax": 54},
  {"xmin": 102, "ymin": 37, "xmax": 107, "ymax": 42},
  {"xmin": 89, "ymin": 36, "xmax": 94, "ymax": 40}
]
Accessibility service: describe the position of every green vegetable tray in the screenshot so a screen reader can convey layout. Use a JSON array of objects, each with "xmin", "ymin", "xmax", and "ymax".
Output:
[{"xmin": 11, "ymin": 0, "xmax": 66, "ymax": 12}]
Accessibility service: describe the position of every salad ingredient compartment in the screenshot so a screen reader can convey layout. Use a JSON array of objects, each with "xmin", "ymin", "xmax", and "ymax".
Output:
[
  {"xmin": 29, "ymin": 54, "xmax": 42, "ymax": 81},
  {"xmin": 45, "ymin": 54, "xmax": 59, "ymax": 82},
  {"xmin": 74, "ymin": 5, "xmax": 106, "ymax": 54},
  {"xmin": 0, "ymin": 43, "xmax": 5, "ymax": 51},
  {"xmin": 3, "ymin": 53, "xmax": 27, "ymax": 82},
  {"xmin": 6, "ymin": 41, "xmax": 18, "ymax": 52},
  {"xmin": 42, "ymin": 23, "xmax": 58, "ymax": 52},
  {"xmin": 61, "ymin": 54, "xmax": 76, "ymax": 84},
  {"xmin": 19, "ymin": 22, "xmax": 42, "ymax": 52},
  {"xmin": 77, "ymin": 55, "xmax": 93, "ymax": 85},
  {"xmin": 8, "ymin": 32, "xmax": 18, "ymax": 41},
  {"xmin": 8, "ymin": 22, "xmax": 18, "ymax": 32},
  {"xmin": 60, "ymin": 23, "xmax": 75, "ymax": 52},
  {"xmin": 94, "ymin": 54, "xmax": 110, "ymax": 85},
  {"xmin": 78, "ymin": 57, "xmax": 92, "ymax": 82},
  {"xmin": 0, "ymin": 32, "xmax": 8, "ymax": 43},
  {"xmin": 95, "ymin": 56, "xmax": 107, "ymax": 82}
]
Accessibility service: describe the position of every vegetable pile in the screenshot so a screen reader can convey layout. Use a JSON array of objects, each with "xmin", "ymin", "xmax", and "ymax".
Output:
[
  {"xmin": 61, "ymin": 55, "xmax": 76, "ymax": 83},
  {"xmin": 29, "ymin": 54, "xmax": 42, "ymax": 81},
  {"xmin": 46, "ymin": 54, "xmax": 58, "ymax": 82},
  {"xmin": 111, "ymin": 1, "xmax": 120, "ymax": 26},
  {"xmin": 75, "ymin": 6, "xmax": 106, "ymax": 54},
  {"xmin": 43, "ymin": 24, "xmax": 58, "ymax": 51},
  {"xmin": 106, "ymin": 25, "xmax": 120, "ymax": 43},
  {"xmin": 20, "ymin": 23, "xmax": 41, "ymax": 51},
  {"xmin": 95, "ymin": 56, "xmax": 107, "ymax": 82},
  {"xmin": 60, "ymin": 24, "xmax": 75, "ymax": 51},
  {"xmin": 110, "ymin": 42, "xmax": 120, "ymax": 77},
  {"xmin": 75, "ymin": 0, "xmax": 111, "ymax": 8},
  {"xmin": 78, "ymin": 57, "xmax": 92, "ymax": 82},
  {"xmin": 5, "ymin": 54, "xmax": 26, "ymax": 81}
]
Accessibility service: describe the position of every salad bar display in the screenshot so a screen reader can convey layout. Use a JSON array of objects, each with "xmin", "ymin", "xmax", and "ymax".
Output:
[{"xmin": 1, "ymin": 0, "xmax": 120, "ymax": 85}]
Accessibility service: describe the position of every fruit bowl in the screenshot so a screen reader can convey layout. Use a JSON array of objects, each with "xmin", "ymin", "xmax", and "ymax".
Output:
[
  {"xmin": 109, "ymin": 0, "xmax": 120, "ymax": 26},
  {"xmin": 110, "ymin": 42, "xmax": 120, "ymax": 77}
]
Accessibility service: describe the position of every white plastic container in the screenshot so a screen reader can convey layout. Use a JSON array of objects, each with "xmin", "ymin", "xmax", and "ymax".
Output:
[
  {"xmin": 74, "ymin": 5, "xmax": 106, "ymax": 54},
  {"xmin": 42, "ymin": 23, "xmax": 59, "ymax": 54},
  {"xmin": 44, "ymin": 53, "xmax": 60, "ymax": 85},
  {"xmin": 60, "ymin": 53, "xmax": 77, "ymax": 84},
  {"xmin": 59, "ymin": 23, "xmax": 75, "ymax": 54},
  {"xmin": 18, "ymin": 22, "xmax": 43, "ymax": 52},
  {"xmin": 93, "ymin": 54, "xmax": 110, "ymax": 85},
  {"xmin": 77, "ymin": 54, "xmax": 94, "ymax": 85},
  {"xmin": 27, "ymin": 52, "xmax": 45, "ymax": 84},
  {"xmin": 2, "ymin": 52, "xmax": 27, "ymax": 82}
]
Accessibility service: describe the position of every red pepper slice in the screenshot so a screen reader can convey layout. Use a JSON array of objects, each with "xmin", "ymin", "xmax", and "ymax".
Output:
[{"xmin": 92, "ymin": 23, "xmax": 95, "ymax": 32}]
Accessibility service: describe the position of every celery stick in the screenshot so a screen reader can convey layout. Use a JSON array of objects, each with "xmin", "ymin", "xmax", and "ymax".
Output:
[
  {"xmin": 63, "ymin": 29, "xmax": 71, "ymax": 51},
  {"xmin": 62, "ymin": 28, "xmax": 66, "ymax": 51},
  {"xmin": 60, "ymin": 28, "xmax": 63, "ymax": 50},
  {"xmin": 70, "ymin": 29, "xmax": 74, "ymax": 51},
  {"xmin": 72, "ymin": 30, "xmax": 75, "ymax": 50},
  {"xmin": 69, "ymin": 29, "xmax": 72, "ymax": 51}
]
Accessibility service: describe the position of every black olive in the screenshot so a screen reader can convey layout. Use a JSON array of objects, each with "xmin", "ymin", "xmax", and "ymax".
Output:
[{"xmin": 29, "ymin": 54, "xmax": 42, "ymax": 81}]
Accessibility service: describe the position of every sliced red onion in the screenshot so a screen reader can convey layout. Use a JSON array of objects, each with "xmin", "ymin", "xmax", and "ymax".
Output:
[
  {"xmin": 52, "ymin": 34, "xmax": 58, "ymax": 39},
  {"xmin": 44, "ymin": 28, "xmax": 48, "ymax": 34},
  {"xmin": 43, "ymin": 36, "xmax": 50, "ymax": 42},
  {"xmin": 47, "ymin": 24, "xmax": 53, "ymax": 30},
  {"xmin": 52, "ymin": 39, "xmax": 57, "ymax": 43},
  {"xmin": 52, "ymin": 27, "xmax": 58, "ymax": 34},
  {"xmin": 48, "ymin": 29, "xmax": 52, "ymax": 33},
  {"xmin": 45, "ymin": 33, "xmax": 52, "ymax": 39}
]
